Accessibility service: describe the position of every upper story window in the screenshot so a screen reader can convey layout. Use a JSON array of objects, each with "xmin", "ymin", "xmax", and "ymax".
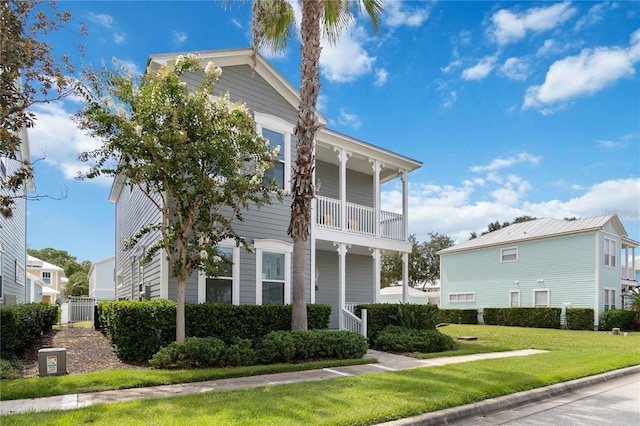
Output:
[
  {"xmin": 253, "ymin": 112, "xmax": 292, "ymax": 191},
  {"xmin": 604, "ymin": 238, "xmax": 616, "ymax": 267},
  {"xmin": 501, "ymin": 247, "xmax": 518, "ymax": 262},
  {"xmin": 42, "ymin": 271, "xmax": 51, "ymax": 285}
]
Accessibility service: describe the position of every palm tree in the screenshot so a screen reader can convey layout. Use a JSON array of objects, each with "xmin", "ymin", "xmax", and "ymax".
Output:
[{"xmin": 251, "ymin": 0, "xmax": 383, "ymax": 330}]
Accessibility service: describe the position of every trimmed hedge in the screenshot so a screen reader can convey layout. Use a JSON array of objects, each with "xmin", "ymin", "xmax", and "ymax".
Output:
[
  {"xmin": 438, "ymin": 309, "xmax": 478, "ymax": 325},
  {"xmin": 373, "ymin": 326, "xmax": 454, "ymax": 353},
  {"xmin": 600, "ymin": 309, "xmax": 636, "ymax": 331},
  {"xmin": 354, "ymin": 303, "xmax": 440, "ymax": 342},
  {"xmin": 483, "ymin": 307, "xmax": 561, "ymax": 329},
  {"xmin": 97, "ymin": 301, "xmax": 331, "ymax": 361},
  {"xmin": 255, "ymin": 330, "xmax": 368, "ymax": 364},
  {"xmin": 565, "ymin": 308, "xmax": 594, "ymax": 330},
  {"xmin": 0, "ymin": 303, "xmax": 59, "ymax": 358}
]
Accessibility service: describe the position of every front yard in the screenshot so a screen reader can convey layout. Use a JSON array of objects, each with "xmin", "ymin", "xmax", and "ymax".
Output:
[{"xmin": 2, "ymin": 325, "xmax": 639, "ymax": 425}]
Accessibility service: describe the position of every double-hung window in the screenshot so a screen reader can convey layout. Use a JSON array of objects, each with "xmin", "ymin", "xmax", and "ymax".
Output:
[
  {"xmin": 255, "ymin": 239, "xmax": 292, "ymax": 305},
  {"xmin": 604, "ymin": 238, "xmax": 616, "ymax": 267},
  {"xmin": 198, "ymin": 240, "xmax": 240, "ymax": 305},
  {"xmin": 509, "ymin": 290, "xmax": 520, "ymax": 307},
  {"xmin": 604, "ymin": 289, "xmax": 616, "ymax": 311},
  {"xmin": 42, "ymin": 271, "xmax": 51, "ymax": 285},
  {"xmin": 253, "ymin": 112, "xmax": 292, "ymax": 191}
]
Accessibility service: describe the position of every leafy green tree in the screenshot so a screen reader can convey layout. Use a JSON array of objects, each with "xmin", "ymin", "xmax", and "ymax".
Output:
[
  {"xmin": 470, "ymin": 216, "xmax": 537, "ymax": 239},
  {"xmin": 1, "ymin": 0, "xmax": 83, "ymax": 217},
  {"xmin": 251, "ymin": 0, "xmax": 383, "ymax": 331},
  {"xmin": 75, "ymin": 55, "xmax": 282, "ymax": 342}
]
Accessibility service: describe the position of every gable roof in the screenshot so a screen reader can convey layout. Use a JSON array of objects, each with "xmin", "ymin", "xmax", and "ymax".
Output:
[
  {"xmin": 26, "ymin": 255, "xmax": 66, "ymax": 275},
  {"xmin": 439, "ymin": 215, "xmax": 637, "ymax": 255}
]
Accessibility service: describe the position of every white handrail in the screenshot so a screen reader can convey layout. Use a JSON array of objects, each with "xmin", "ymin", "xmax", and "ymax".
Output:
[{"xmin": 341, "ymin": 307, "xmax": 367, "ymax": 338}]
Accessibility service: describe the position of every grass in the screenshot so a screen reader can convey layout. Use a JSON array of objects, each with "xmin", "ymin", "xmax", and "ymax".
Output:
[{"xmin": 1, "ymin": 325, "xmax": 639, "ymax": 425}]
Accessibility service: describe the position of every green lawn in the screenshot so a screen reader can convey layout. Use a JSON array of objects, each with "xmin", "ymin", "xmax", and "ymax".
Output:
[{"xmin": 2, "ymin": 325, "xmax": 639, "ymax": 425}]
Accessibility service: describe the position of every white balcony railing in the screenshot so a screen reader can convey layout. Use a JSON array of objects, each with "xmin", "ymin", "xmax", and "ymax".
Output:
[
  {"xmin": 316, "ymin": 195, "xmax": 405, "ymax": 241},
  {"xmin": 621, "ymin": 267, "xmax": 636, "ymax": 280}
]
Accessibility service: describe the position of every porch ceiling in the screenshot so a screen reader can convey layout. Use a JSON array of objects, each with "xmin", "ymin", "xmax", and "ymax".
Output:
[{"xmin": 316, "ymin": 144, "xmax": 400, "ymax": 182}]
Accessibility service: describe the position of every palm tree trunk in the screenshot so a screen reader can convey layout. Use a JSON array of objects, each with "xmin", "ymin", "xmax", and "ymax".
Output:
[{"xmin": 289, "ymin": 0, "xmax": 323, "ymax": 331}]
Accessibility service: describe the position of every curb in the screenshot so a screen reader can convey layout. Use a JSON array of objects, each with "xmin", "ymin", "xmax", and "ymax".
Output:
[{"xmin": 379, "ymin": 365, "xmax": 640, "ymax": 425}]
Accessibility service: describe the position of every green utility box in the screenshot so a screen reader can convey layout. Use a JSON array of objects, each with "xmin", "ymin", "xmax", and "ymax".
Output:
[{"xmin": 38, "ymin": 348, "xmax": 67, "ymax": 377}]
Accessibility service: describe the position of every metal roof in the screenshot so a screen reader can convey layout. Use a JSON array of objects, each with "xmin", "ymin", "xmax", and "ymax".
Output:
[{"xmin": 439, "ymin": 215, "xmax": 635, "ymax": 254}]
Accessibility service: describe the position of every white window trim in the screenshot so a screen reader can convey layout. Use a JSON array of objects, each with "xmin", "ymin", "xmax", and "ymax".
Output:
[
  {"xmin": 533, "ymin": 289, "xmax": 550, "ymax": 307},
  {"xmin": 509, "ymin": 290, "xmax": 520, "ymax": 307},
  {"xmin": 604, "ymin": 288, "xmax": 616, "ymax": 311},
  {"xmin": 15, "ymin": 261, "xmax": 25, "ymax": 285},
  {"xmin": 253, "ymin": 112, "xmax": 292, "ymax": 192},
  {"xmin": 500, "ymin": 246, "xmax": 519, "ymax": 263},
  {"xmin": 603, "ymin": 237, "xmax": 617, "ymax": 268},
  {"xmin": 254, "ymin": 239, "xmax": 292, "ymax": 305},
  {"xmin": 198, "ymin": 238, "xmax": 240, "ymax": 305},
  {"xmin": 448, "ymin": 292, "xmax": 475, "ymax": 303},
  {"xmin": 42, "ymin": 271, "xmax": 52, "ymax": 285}
]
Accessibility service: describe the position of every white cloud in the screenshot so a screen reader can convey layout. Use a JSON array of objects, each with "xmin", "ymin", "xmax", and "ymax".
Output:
[
  {"xmin": 500, "ymin": 57, "xmax": 529, "ymax": 80},
  {"xmin": 383, "ymin": 176, "xmax": 640, "ymax": 245},
  {"xmin": 337, "ymin": 108, "xmax": 362, "ymax": 129},
  {"xmin": 374, "ymin": 69, "xmax": 388, "ymax": 87},
  {"xmin": 442, "ymin": 90, "xmax": 457, "ymax": 109},
  {"xmin": 172, "ymin": 31, "xmax": 187, "ymax": 45},
  {"xmin": 87, "ymin": 13, "xmax": 113, "ymax": 29},
  {"xmin": 231, "ymin": 18, "xmax": 242, "ymax": 29},
  {"xmin": 29, "ymin": 102, "xmax": 111, "ymax": 187},
  {"xmin": 320, "ymin": 24, "xmax": 376, "ymax": 82},
  {"xmin": 524, "ymin": 30, "xmax": 640, "ymax": 110},
  {"xmin": 470, "ymin": 152, "xmax": 541, "ymax": 173},
  {"xmin": 489, "ymin": 2, "xmax": 577, "ymax": 46},
  {"xmin": 461, "ymin": 55, "xmax": 497, "ymax": 80},
  {"xmin": 114, "ymin": 33, "xmax": 126, "ymax": 44},
  {"xmin": 574, "ymin": 2, "xmax": 615, "ymax": 31},
  {"xmin": 441, "ymin": 58, "xmax": 463, "ymax": 74},
  {"xmin": 384, "ymin": 1, "xmax": 430, "ymax": 28}
]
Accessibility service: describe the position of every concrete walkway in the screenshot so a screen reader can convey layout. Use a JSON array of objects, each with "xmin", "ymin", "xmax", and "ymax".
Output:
[{"xmin": 0, "ymin": 349, "xmax": 640, "ymax": 424}]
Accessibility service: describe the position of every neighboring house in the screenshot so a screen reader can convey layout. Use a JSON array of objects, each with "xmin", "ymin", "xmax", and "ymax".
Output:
[
  {"xmin": 1, "ymin": 119, "xmax": 35, "ymax": 305},
  {"xmin": 109, "ymin": 48, "xmax": 421, "ymax": 329},
  {"xmin": 88, "ymin": 256, "xmax": 116, "ymax": 300},
  {"xmin": 380, "ymin": 285, "xmax": 429, "ymax": 305},
  {"xmin": 24, "ymin": 273, "xmax": 45, "ymax": 303},
  {"xmin": 439, "ymin": 215, "xmax": 638, "ymax": 327},
  {"xmin": 26, "ymin": 255, "xmax": 66, "ymax": 303},
  {"xmin": 414, "ymin": 279, "xmax": 441, "ymax": 306}
]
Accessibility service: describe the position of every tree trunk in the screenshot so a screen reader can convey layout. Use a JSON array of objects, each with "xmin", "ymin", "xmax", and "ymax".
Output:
[
  {"xmin": 289, "ymin": 0, "xmax": 323, "ymax": 331},
  {"xmin": 176, "ymin": 276, "xmax": 186, "ymax": 342}
]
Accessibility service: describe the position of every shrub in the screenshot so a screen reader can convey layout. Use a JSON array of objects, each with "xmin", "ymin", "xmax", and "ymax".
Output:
[
  {"xmin": 483, "ymin": 307, "xmax": 561, "ymax": 329},
  {"xmin": 149, "ymin": 337, "xmax": 226, "ymax": 369},
  {"xmin": 373, "ymin": 326, "xmax": 454, "ymax": 353},
  {"xmin": 354, "ymin": 303, "xmax": 440, "ymax": 342},
  {"xmin": 390, "ymin": 302, "xmax": 439, "ymax": 330},
  {"xmin": 565, "ymin": 308, "xmax": 594, "ymax": 330},
  {"xmin": 438, "ymin": 309, "xmax": 478, "ymax": 324},
  {"xmin": 256, "ymin": 330, "xmax": 367, "ymax": 363},
  {"xmin": 255, "ymin": 331, "xmax": 296, "ymax": 364},
  {"xmin": 224, "ymin": 338, "xmax": 257, "ymax": 367},
  {"xmin": 600, "ymin": 309, "xmax": 636, "ymax": 331},
  {"xmin": 0, "ymin": 303, "xmax": 59, "ymax": 358}
]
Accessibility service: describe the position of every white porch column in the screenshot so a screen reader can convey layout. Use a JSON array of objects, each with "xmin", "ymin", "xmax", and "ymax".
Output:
[
  {"xmin": 370, "ymin": 159, "xmax": 381, "ymax": 237},
  {"xmin": 402, "ymin": 251, "xmax": 409, "ymax": 303},
  {"xmin": 335, "ymin": 242, "xmax": 348, "ymax": 329},
  {"xmin": 310, "ymin": 233, "xmax": 316, "ymax": 304},
  {"xmin": 335, "ymin": 147, "xmax": 349, "ymax": 231},
  {"xmin": 372, "ymin": 248, "xmax": 381, "ymax": 303},
  {"xmin": 401, "ymin": 169, "xmax": 409, "ymax": 241}
]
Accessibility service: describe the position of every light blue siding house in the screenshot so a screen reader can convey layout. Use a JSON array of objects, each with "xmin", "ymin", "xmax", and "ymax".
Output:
[
  {"xmin": 88, "ymin": 256, "xmax": 116, "ymax": 300},
  {"xmin": 109, "ymin": 49, "xmax": 422, "ymax": 329},
  {"xmin": 1, "ymin": 124, "xmax": 34, "ymax": 305},
  {"xmin": 439, "ymin": 215, "xmax": 638, "ymax": 328}
]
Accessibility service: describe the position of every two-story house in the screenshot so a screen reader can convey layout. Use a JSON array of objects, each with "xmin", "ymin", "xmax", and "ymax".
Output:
[
  {"xmin": 26, "ymin": 255, "xmax": 65, "ymax": 303},
  {"xmin": 87, "ymin": 256, "xmax": 116, "ymax": 300},
  {"xmin": 438, "ymin": 215, "xmax": 638, "ymax": 327},
  {"xmin": 1, "ymin": 122, "xmax": 35, "ymax": 305},
  {"xmin": 109, "ymin": 48, "xmax": 421, "ymax": 329}
]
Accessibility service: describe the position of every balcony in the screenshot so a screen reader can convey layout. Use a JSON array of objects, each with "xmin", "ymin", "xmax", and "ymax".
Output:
[
  {"xmin": 621, "ymin": 267, "xmax": 636, "ymax": 281},
  {"xmin": 316, "ymin": 195, "xmax": 405, "ymax": 241}
]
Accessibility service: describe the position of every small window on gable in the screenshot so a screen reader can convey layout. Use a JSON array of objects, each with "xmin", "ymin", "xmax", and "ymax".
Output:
[{"xmin": 501, "ymin": 247, "xmax": 518, "ymax": 262}]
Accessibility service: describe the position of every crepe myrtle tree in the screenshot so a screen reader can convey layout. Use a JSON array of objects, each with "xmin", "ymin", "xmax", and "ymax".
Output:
[{"xmin": 75, "ymin": 54, "xmax": 283, "ymax": 342}]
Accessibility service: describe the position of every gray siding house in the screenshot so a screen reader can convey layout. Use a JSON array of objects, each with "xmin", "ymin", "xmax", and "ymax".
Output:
[
  {"xmin": 109, "ymin": 49, "xmax": 422, "ymax": 329},
  {"xmin": 439, "ymin": 215, "xmax": 638, "ymax": 327},
  {"xmin": 1, "ymin": 125, "xmax": 34, "ymax": 305}
]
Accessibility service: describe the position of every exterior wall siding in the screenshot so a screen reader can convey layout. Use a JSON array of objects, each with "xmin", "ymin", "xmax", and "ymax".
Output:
[
  {"xmin": 0, "ymin": 157, "xmax": 27, "ymax": 304},
  {"xmin": 315, "ymin": 160, "xmax": 374, "ymax": 207},
  {"xmin": 598, "ymin": 230, "xmax": 621, "ymax": 313},
  {"xmin": 441, "ymin": 232, "xmax": 597, "ymax": 312}
]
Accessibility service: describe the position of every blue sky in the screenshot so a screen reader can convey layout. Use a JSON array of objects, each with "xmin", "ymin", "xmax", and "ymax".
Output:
[{"xmin": 27, "ymin": 1, "xmax": 640, "ymax": 263}]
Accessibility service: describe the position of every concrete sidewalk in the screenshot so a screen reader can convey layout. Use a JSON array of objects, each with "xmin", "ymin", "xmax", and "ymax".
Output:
[
  {"xmin": 1, "ymin": 349, "xmax": 544, "ymax": 416},
  {"xmin": 6, "ymin": 348, "xmax": 637, "ymax": 422}
]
